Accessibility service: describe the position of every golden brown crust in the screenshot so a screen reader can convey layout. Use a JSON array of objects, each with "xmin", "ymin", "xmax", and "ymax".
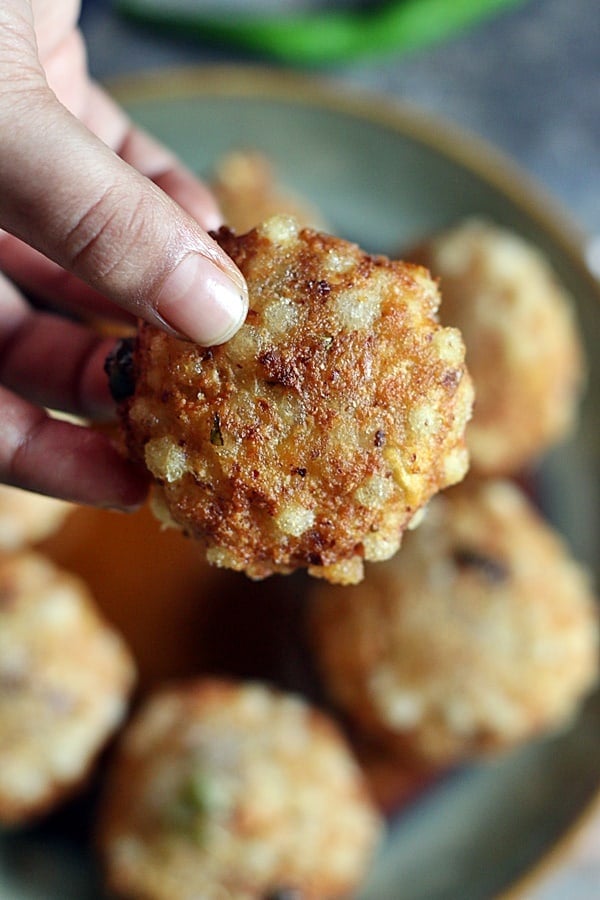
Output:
[
  {"xmin": 98, "ymin": 679, "xmax": 382, "ymax": 900},
  {"xmin": 120, "ymin": 216, "xmax": 473, "ymax": 583},
  {"xmin": 310, "ymin": 478, "xmax": 599, "ymax": 767}
]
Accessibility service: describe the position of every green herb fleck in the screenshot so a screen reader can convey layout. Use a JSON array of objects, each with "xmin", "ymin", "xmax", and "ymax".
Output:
[{"xmin": 164, "ymin": 769, "xmax": 208, "ymax": 843}]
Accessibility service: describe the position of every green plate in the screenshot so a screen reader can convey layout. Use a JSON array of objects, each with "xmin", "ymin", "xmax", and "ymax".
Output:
[{"xmin": 1, "ymin": 66, "xmax": 598, "ymax": 900}]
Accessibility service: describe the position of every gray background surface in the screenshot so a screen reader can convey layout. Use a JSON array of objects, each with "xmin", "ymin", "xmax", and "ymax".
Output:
[{"xmin": 80, "ymin": 0, "xmax": 600, "ymax": 241}]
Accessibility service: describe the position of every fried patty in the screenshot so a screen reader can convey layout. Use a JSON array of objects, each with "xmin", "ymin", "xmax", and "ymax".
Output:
[
  {"xmin": 409, "ymin": 218, "xmax": 584, "ymax": 474},
  {"xmin": 310, "ymin": 479, "xmax": 599, "ymax": 766},
  {"xmin": 116, "ymin": 215, "xmax": 473, "ymax": 583},
  {"xmin": 0, "ymin": 551, "xmax": 135, "ymax": 825},
  {"xmin": 98, "ymin": 679, "xmax": 382, "ymax": 900}
]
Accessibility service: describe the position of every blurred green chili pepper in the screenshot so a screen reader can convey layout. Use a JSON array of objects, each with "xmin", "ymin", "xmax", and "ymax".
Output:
[{"xmin": 116, "ymin": 0, "xmax": 526, "ymax": 66}]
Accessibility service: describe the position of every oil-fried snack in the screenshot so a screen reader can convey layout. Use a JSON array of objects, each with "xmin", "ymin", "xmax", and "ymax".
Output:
[
  {"xmin": 41, "ymin": 502, "xmax": 225, "ymax": 693},
  {"xmin": 0, "ymin": 551, "xmax": 136, "ymax": 826},
  {"xmin": 409, "ymin": 218, "xmax": 584, "ymax": 475},
  {"xmin": 0, "ymin": 485, "xmax": 73, "ymax": 550},
  {"xmin": 211, "ymin": 149, "xmax": 327, "ymax": 233},
  {"xmin": 98, "ymin": 679, "xmax": 382, "ymax": 900},
  {"xmin": 310, "ymin": 479, "xmax": 599, "ymax": 767},
  {"xmin": 114, "ymin": 215, "xmax": 473, "ymax": 584}
]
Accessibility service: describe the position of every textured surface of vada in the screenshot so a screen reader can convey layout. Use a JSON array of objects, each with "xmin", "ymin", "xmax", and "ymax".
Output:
[
  {"xmin": 98, "ymin": 679, "xmax": 382, "ymax": 900},
  {"xmin": 0, "ymin": 551, "xmax": 135, "ymax": 826},
  {"xmin": 119, "ymin": 215, "xmax": 473, "ymax": 583},
  {"xmin": 410, "ymin": 218, "xmax": 584, "ymax": 475},
  {"xmin": 310, "ymin": 479, "xmax": 598, "ymax": 767}
]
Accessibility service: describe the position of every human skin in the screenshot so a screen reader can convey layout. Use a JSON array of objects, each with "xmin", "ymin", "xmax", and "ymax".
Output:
[{"xmin": 0, "ymin": 0, "xmax": 248, "ymax": 509}]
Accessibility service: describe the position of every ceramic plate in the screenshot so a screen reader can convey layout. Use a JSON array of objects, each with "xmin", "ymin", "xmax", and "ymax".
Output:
[{"xmin": 1, "ymin": 67, "xmax": 598, "ymax": 900}]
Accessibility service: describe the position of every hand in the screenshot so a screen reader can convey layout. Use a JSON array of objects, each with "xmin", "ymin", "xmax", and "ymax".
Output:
[{"xmin": 0, "ymin": 0, "xmax": 248, "ymax": 509}]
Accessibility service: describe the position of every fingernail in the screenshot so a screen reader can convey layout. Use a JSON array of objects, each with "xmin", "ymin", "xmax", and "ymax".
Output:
[{"xmin": 157, "ymin": 253, "xmax": 248, "ymax": 345}]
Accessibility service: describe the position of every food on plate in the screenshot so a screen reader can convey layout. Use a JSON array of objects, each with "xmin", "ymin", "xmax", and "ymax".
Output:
[
  {"xmin": 211, "ymin": 149, "xmax": 327, "ymax": 233},
  {"xmin": 310, "ymin": 478, "xmax": 599, "ymax": 767},
  {"xmin": 40, "ymin": 502, "xmax": 230, "ymax": 693},
  {"xmin": 112, "ymin": 215, "xmax": 473, "ymax": 584},
  {"xmin": 0, "ymin": 484, "xmax": 73, "ymax": 550},
  {"xmin": 98, "ymin": 679, "xmax": 382, "ymax": 900},
  {"xmin": 0, "ymin": 551, "xmax": 135, "ymax": 826},
  {"xmin": 409, "ymin": 218, "xmax": 584, "ymax": 475}
]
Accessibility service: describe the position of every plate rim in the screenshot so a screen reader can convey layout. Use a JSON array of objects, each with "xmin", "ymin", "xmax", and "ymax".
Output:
[
  {"xmin": 108, "ymin": 64, "xmax": 600, "ymax": 298},
  {"xmin": 106, "ymin": 63, "xmax": 600, "ymax": 900}
]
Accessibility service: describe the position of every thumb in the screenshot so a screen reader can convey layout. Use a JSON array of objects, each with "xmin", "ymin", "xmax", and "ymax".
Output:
[{"xmin": 0, "ymin": 31, "xmax": 247, "ymax": 346}]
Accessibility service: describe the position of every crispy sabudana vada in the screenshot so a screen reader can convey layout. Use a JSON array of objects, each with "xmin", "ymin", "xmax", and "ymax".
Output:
[
  {"xmin": 0, "ymin": 551, "xmax": 135, "ymax": 826},
  {"xmin": 310, "ymin": 479, "xmax": 598, "ymax": 767},
  {"xmin": 113, "ymin": 215, "xmax": 473, "ymax": 584},
  {"xmin": 98, "ymin": 679, "xmax": 382, "ymax": 900},
  {"xmin": 410, "ymin": 218, "xmax": 584, "ymax": 475}
]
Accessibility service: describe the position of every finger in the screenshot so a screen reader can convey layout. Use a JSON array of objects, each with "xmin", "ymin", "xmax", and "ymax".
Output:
[
  {"xmin": 0, "ymin": 10, "xmax": 247, "ymax": 346},
  {"xmin": 44, "ymin": 33, "xmax": 223, "ymax": 232},
  {"xmin": 0, "ymin": 82, "xmax": 223, "ymax": 321},
  {"xmin": 83, "ymin": 84, "xmax": 223, "ymax": 232},
  {"xmin": 0, "ymin": 385, "xmax": 147, "ymax": 509},
  {"xmin": 0, "ymin": 230, "xmax": 136, "ymax": 323},
  {"xmin": 32, "ymin": 0, "xmax": 81, "ymax": 62},
  {"xmin": 0, "ymin": 275, "xmax": 119, "ymax": 419},
  {"xmin": 41, "ymin": 20, "xmax": 88, "ymax": 119}
]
